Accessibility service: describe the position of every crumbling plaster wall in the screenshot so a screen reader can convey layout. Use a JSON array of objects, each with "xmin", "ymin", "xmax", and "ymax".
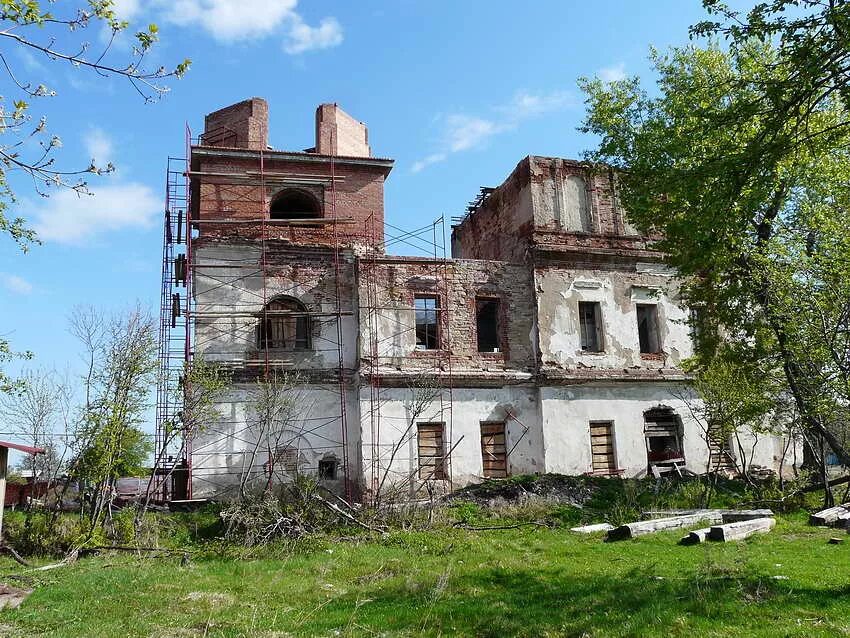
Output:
[
  {"xmin": 358, "ymin": 386, "xmax": 543, "ymax": 495},
  {"xmin": 356, "ymin": 257, "xmax": 537, "ymax": 374},
  {"xmin": 192, "ymin": 383, "xmax": 360, "ymax": 499},
  {"xmin": 193, "ymin": 241, "xmax": 358, "ymax": 369},
  {"xmin": 534, "ymin": 262, "xmax": 692, "ymax": 372},
  {"xmin": 539, "ymin": 383, "xmax": 707, "ymax": 476}
]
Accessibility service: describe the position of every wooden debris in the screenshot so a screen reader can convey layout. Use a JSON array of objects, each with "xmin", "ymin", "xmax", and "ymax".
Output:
[
  {"xmin": 808, "ymin": 504, "xmax": 850, "ymax": 526},
  {"xmin": 679, "ymin": 527, "xmax": 713, "ymax": 545},
  {"xmin": 570, "ymin": 523, "xmax": 614, "ymax": 534},
  {"xmin": 721, "ymin": 509, "xmax": 773, "ymax": 523},
  {"xmin": 828, "ymin": 537, "xmax": 844, "ymax": 544},
  {"xmin": 607, "ymin": 512, "xmax": 724, "ymax": 541},
  {"xmin": 707, "ymin": 517, "xmax": 775, "ymax": 542}
]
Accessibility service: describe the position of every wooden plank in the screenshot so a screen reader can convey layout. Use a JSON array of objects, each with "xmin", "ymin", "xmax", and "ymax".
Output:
[
  {"xmin": 680, "ymin": 527, "xmax": 713, "ymax": 545},
  {"xmin": 607, "ymin": 512, "xmax": 725, "ymax": 541},
  {"xmin": 708, "ymin": 517, "xmax": 775, "ymax": 542},
  {"xmin": 809, "ymin": 504, "xmax": 850, "ymax": 526},
  {"xmin": 721, "ymin": 509, "xmax": 774, "ymax": 523}
]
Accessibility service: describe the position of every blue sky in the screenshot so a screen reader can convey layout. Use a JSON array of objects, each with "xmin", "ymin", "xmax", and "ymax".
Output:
[{"xmin": 1, "ymin": 0, "xmax": 724, "ymax": 401}]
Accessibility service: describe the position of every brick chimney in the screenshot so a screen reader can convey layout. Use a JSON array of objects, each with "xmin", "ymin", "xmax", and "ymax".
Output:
[
  {"xmin": 315, "ymin": 103, "xmax": 371, "ymax": 157},
  {"xmin": 202, "ymin": 98, "xmax": 269, "ymax": 150}
]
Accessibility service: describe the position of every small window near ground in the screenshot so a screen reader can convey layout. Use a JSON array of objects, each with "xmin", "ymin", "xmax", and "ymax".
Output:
[
  {"xmin": 636, "ymin": 304, "xmax": 661, "ymax": 354},
  {"xmin": 318, "ymin": 458, "xmax": 338, "ymax": 480},
  {"xmin": 417, "ymin": 422, "xmax": 446, "ymax": 480},
  {"xmin": 414, "ymin": 296, "xmax": 440, "ymax": 350},
  {"xmin": 579, "ymin": 301, "xmax": 604, "ymax": 352},
  {"xmin": 476, "ymin": 298, "xmax": 501, "ymax": 353}
]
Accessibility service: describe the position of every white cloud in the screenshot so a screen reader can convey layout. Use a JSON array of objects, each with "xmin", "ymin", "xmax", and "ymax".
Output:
[
  {"xmin": 156, "ymin": 0, "xmax": 343, "ymax": 52},
  {"xmin": 28, "ymin": 182, "xmax": 160, "ymax": 244},
  {"xmin": 162, "ymin": 0, "xmax": 296, "ymax": 41},
  {"xmin": 506, "ymin": 90, "xmax": 574, "ymax": 118},
  {"xmin": 111, "ymin": 0, "xmax": 142, "ymax": 20},
  {"xmin": 598, "ymin": 63, "xmax": 626, "ymax": 83},
  {"xmin": 412, "ymin": 89, "xmax": 574, "ymax": 172},
  {"xmin": 284, "ymin": 16, "xmax": 343, "ymax": 54},
  {"xmin": 84, "ymin": 128, "xmax": 113, "ymax": 164},
  {"xmin": 1, "ymin": 273, "xmax": 33, "ymax": 295}
]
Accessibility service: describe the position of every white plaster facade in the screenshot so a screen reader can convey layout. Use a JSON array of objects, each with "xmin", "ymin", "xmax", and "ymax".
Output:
[{"xmin": 184, "ymin": 101, "xmax": 795, "ymax": 501}]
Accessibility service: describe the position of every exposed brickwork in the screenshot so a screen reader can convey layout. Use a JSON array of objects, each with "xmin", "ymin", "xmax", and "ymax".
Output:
[
  {"xmin": 315, "ymin": 104, "xmax": 371, "ymax": 157},
  {"xmin": 191, "ymin": 150, "xmax": 390, "ymax": 248},
  {"xmin": 357, "ymin": 257, "xmax": 536, "ymax": 379},
  {"xmin": 452, "ymin": 156, "xmax": 660, "ymax": 265},
  {"xmin": 203, "ymin": 98, "xmax": 269, "ymax": 150}
]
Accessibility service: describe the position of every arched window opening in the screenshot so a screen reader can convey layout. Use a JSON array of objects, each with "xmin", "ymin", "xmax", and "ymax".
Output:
[
  {"xmin": 270, "ymin": 189, "xmax": 321, "ymax": 220},
  {"xmin": 258, "ymin": 297, "xmax": 311, "ymax": 350}
]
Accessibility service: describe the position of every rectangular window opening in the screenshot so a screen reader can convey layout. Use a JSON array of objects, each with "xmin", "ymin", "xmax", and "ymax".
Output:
[
  {"xmin": 480, "ymin": 421, "xmax": 508, "ymax": 478},
  {"xmin": 414, "ymin": 296, "xmax": 440, "ymax": 350},
  {"xmin": 579, "ymin": 301, "xmax": 604, "ymax": 352},
  {"xmin": 589, "ymin": 421, "xmax": 616, "ymax": 474},
  {"xmin": 636, "ymin": 304, "xmax": 661, "ymax": 354},
  {"xmin": 417, "ymin": 422, "xmax": 446, "ymax": 480},
  {"xmin": 476, "ymin": 298, "xmax": 501, "ymax": 353},
  {"xmin": 318, "ymin": 458, "xmax": 338, "ymax": 480}
]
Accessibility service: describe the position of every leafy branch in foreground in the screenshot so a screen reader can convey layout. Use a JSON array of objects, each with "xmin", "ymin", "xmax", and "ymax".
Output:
[{"xmin": 0, "ymin": 0, "xmax": 190, "ymax": 251}]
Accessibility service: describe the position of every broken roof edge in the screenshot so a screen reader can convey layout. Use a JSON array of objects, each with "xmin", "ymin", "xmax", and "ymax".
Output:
[{"xmin": 190, "ymin": 145, "xmax": 394, "ymax": 174}]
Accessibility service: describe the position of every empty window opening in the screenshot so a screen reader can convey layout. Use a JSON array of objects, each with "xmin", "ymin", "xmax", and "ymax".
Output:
[
  {"xmin": 644, "ymin": 407, "xmax": 684, "ymax": 463},
  {"xmin": 476, "ymin": 298, "xmax": 501, "ymax": 352},
  {"xmin": 258, "ymin": 297, "xmax": 311, "ymax": 350},
  {"xmin": 270, "ymin": 189, "xmax": 321, "ymax": 220},
  {"xmin": 589, "ymin": 421, "xmax": 616, "ymax": 474},
  {"xmin": 636, "ymin": 304, "xmax": 661, "ymax": 354},
  {"xmin": 579, "ymin": 301, "xmax": 604, "ymax": 352},
  {"xmin": 414, "ymin": 296, "xmax": 440, "ymax": 350},
  {"xmin": 318, "ymin": 457, "xmax": 338, "ymax": 480},
  {"xmin": 417, "ymin": 422, "xmax": 446, "ymax": 480},
  {"xmin": 480, "ymin": 421, "xmax": 508, "ymax": 478}
]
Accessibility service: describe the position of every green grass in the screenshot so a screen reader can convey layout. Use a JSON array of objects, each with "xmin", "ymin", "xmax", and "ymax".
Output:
[{"xmin": 2, "ymin": 514, "xmax": 850, "ymax": 637}]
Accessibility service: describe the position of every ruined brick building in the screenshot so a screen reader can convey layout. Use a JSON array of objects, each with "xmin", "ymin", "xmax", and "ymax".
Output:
[{"xmin": 157, "ymin": 98, "xmax": 786, "ymax": 501}]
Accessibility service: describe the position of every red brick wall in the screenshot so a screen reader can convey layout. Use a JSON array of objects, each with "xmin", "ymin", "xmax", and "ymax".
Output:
[{"xmin": 192, "ymin": 151, "xmax": 389, "ymax": 249}]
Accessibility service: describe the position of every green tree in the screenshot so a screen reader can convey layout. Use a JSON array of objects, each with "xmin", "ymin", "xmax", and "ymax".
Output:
[
  {"xmin": 579, "ymin": 1, "xmax": 850, "ymax": 476},
  {"xmin": 0, "ymin": 1, "xmax": 189, "ymax": 393}
]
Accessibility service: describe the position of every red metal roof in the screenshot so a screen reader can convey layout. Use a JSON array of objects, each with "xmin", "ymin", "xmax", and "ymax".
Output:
[{"xmin": 0, "ymin": 441, "xmax": 45, "ymax": 455}]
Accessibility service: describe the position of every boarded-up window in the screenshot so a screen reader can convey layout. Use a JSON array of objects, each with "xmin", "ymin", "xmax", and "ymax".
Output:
[
  {"xmin": 480, "ymin": 421, "xmax": 508, "ymax": 478},
  {"xmin": 644, "ymin": 407, "xmax": 684, "ymax": 462},
  {"xmin": 564, "ymin": 175, "xmax": 592, "ymax": 232},
  {"xmin": 414, "ymin": 296, "xmax": 440, "ymax": 350},
  {"xmin": 636, "ymin": 304, "xmax": 661, "ymax": 354},
  {"xmin": 417, "ymin": 422, "xmax": 446, "ymax": 480},
  {"xmin": 590, "ymin": 421, "xmax": 616, "ymax": 474},
  {"xmin": 476, "ymin": 298, "xmax": 500, "ymax": 352},
  {"xmin": 258, "ymin": 297, "xmax": 310, "ymax": 350},
  {"xmin": 579, "ymin": 301, "xmax": 604, "ymax": 352}
]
